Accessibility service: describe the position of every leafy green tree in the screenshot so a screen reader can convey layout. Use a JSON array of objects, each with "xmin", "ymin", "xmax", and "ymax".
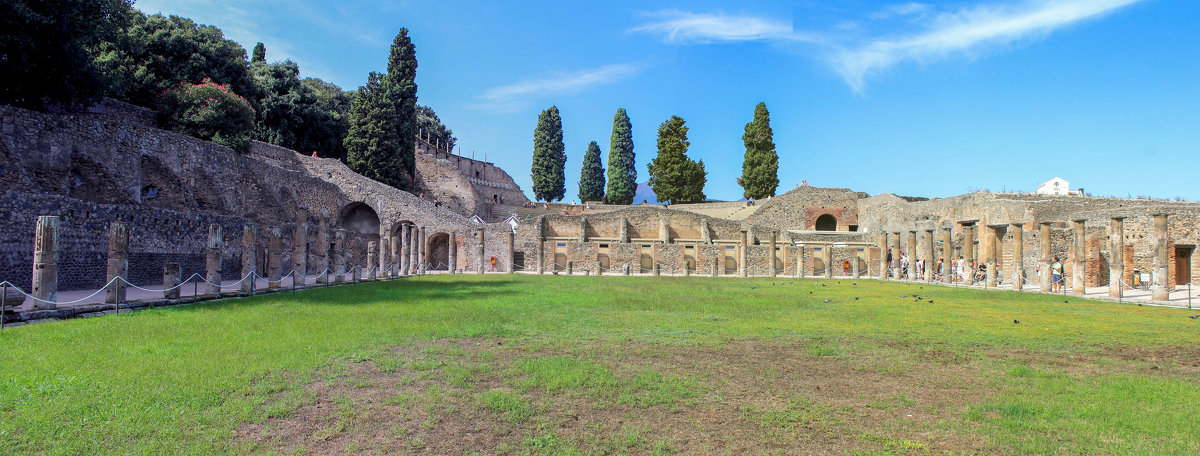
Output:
[
  {"xmin": 738, "ymin": 102, "xmax": 779, "ymax": 199},
  {"xmin": 416, "ymin": 105, "xmax": 455, "ymax": 151},
  {"xmin": 95, "ymin": 11, "xmax": 258, "ymax": 108},
  {"xmin": 157, "ymin": 78, "xmax": 255, "ymax": 152},
  {"xmin": 647, "ymin": 115, "xmax": 706, "ymax": 204},
  {"xmin": 605, "ymin": 108, "xmax": 636, "ymax": 205},
  {"xmin": 0, "ymin": 0, "xmax": 133, "ymax": 109},
  {"xmin": 251, "ymin": 42, "xmax": 266, "ymax": 63},
  {"xmin": 250, "ymin": 60, "xmax": 349, "ymax": 159},
  {"xmin": 344, "ymin": 28, "xmax": 418, "ymax": 190},
  {"xmin": 530, "ymin": 106, "xmax": 566, "ymax": 201},
  {"xmin": 345, "ymin": 72, "xmax": 406, "ymax": 187},
  {"xmin": 578, "ymin": 141, "xmax": 605, "ymax": 202}
]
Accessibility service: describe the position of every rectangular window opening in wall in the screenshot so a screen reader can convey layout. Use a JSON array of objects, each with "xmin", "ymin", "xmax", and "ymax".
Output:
[
  {"xmin": 513, "ymin": 251, "xmax": 525, "ymax": 270},
  {"xmin": 599, "ymin": 243, "xmax": 609, "ymax": 249},
  {"xmin": 848, "ymin": 225, "xmax": 859, "ymax": 232},
  {"xmin": 556, "ymin": 243, "xmax": 566, "ymax": 248}
]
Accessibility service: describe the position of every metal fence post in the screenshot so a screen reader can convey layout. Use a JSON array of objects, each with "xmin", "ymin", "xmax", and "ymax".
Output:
[{"xmin": 1, "ymin": 283, "xmax": 7, "ymax": 330}]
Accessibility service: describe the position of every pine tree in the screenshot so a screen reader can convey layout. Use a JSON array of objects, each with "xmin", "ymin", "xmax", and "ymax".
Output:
[
  {"xmin": 345, "ymin": 72, "xmax": 406, "ymax": 188},
  {"xmin": 606, "ymin": 108, "xmax": 636, "ymax": 205},
  {"xmin": 343, "ymin": 28, "xmax": 418, "ymax": 191},
  {"xmin": 384, "ymin": 28, "xmax": 419, "ymax": 189},
  {"xmin": 738, "ymin": 102, "xmax": 779, "ymax": 200},
  {"xmin": 530, "ymin": 106, "xmax": 565, "ymax": 201},
  {"xmin": 251, "ymin": 42, "xmax": 266, "ymax": 63},
  {"xmin": 647, "ymin": 115, "xmax": 706, "ymax": 204},
  {"xmin": 578, "ymin": 141, "xmax": 606, "ymax": 202}
]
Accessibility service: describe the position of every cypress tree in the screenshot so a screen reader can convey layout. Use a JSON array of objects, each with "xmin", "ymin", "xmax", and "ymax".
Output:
[
  {"xmin": 606, "ymin": 108, "xmax": 636, "ymax": 205},
  {"xmin": 384, "ymin": 28, "xmax": 419, "ymax": 189},
  {"xmin": 738, "ymin": 102, "xmax": 779, "ymax": 200},
  {"xmin": 344, "ymin": 28, "xmax": 418, "ymax": 191},
  {"xmin": 647, "ymin": 115, "xmax": 706, "ymax": 204},
  {"xmin": 251, "ymin": 42, "xmax": 266, "ymax": 63},
  {"xmin": 578, "ymin": 141, "xmax": 606, "ymax": 202},
  {"xmin": 530, "ymin": 106, "xmax": 566, "ymax": 201}
]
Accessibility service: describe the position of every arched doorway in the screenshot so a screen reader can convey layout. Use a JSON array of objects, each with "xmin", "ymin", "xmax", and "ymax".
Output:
[
  {"xmin": 426, "ymin": 233, "xmax": 450, "ymax": 271},
  {"xmin": 815, "ymin": 214, "xmax": 837, "ymax": 231},
  {"xmin": 339, "ymin": 202, "xmax": 380, "ymax": 267}
]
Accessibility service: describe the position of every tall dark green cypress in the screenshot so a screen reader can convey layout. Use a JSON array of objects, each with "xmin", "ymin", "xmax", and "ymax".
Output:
[
  {"xmin": 345, "ymin": 28, "xmax": 418, "ymax": 191},
  {"xmin": 578, "ymin": 141, "xmax": 605, "ymax": 202},
  {"xmin": 738, "ymin": 102, "xmax": 779, "ymax": 200},
  {"xmin": 606, "ymin": 108, "xmax": 636, "ymax": 205},
  {"xmin": 530, "ymin": 106, "xmax": 565, "ymax": 201},
  {"xmin": 647, "ymin": 115, "xmax": 706, "ymax": 204},
  {"xmin": 251, "ymin": 42, "xmax": 266, "ymax": 63},
  {"xmin": 385, "ymin": 28, "xmax": 419, "ymax": 189}
]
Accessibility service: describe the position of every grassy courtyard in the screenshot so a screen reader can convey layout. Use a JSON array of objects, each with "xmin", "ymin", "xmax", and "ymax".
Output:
[{"xmin": 0, "ymin": 274, "xmax": 1198, "ymax": 455}]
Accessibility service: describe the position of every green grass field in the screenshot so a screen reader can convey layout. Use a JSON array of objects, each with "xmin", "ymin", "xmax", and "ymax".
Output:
[{"xmin": 1, "ymin": 275, "xmax": 1198, "ymax": 455}]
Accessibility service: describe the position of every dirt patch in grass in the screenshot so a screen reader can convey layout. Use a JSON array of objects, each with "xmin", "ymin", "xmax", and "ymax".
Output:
[{"xmin": 236, "ymin": 337, "xmax": 1015, "ymax": 455}]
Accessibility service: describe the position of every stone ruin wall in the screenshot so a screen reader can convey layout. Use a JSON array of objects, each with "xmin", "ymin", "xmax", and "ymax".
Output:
[
  {"xmin": 414, "ymin": 138, "xmax": 528, "ymax": 221},
  {"xmin": 0, "ymin": 103, "xmax": 513, "ymax": 291}
]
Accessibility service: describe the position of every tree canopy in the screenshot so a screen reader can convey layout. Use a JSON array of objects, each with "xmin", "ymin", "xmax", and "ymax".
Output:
[
  {"xmin": 251, "ymin": 42, "xmax": 266, "ymax": 63},
  {"xmin": 647, "ymin": 115, "xmax": 706, "ymax": 204},
  {"xmin": 530, "ymin": 106, "xmax": 566, "ymax": 202},
  {"xmin": 739, "ymin": 102, "xmax": 779, "ymax": 200},
  {"xmin": 605, "ymin": 108, "xmax": 636, "ymax": 205},
  {"xmin": 250, "ymin": 60, "xmax": 349, "ymax": 159},
  {"xmin": 344, "ymin": 28, "xmax": 419, "ymax": 191},
  {"xmin": 416, "ymin": 105, "xmax": 455, "ymax": 151},
  {"xmin": 578, "ymin": 141, "xmax": 606, "ymax": 202}
]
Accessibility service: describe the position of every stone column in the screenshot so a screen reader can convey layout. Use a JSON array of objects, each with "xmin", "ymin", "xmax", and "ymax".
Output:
[
  {"xmin": 205, "ymin": 224, "xmax": 223, "ymax": 296},
  {"xmin": 31, "ymin": 216, "xmax": 60, "ymax": 309},
  {"xmin": 984, "ymin": 226, "xmax": 997, "ymax": 288},
  {"xmin": 163, "ymin": 262, "xmax": 181, "ymax": 299},
  {"xmin": 239, "ymin": 224, "xmax": 257, "ymax": 293},
  {"xmin": 891, "ymin": 232, "xmax": 901, "ymax": 280},
  {"xmin": 739, "ymin": 229, "xmax": 749, "ymax": 277},
  {"xmin": 1010, "ymin": 223, "xmax": 1024, "ymax": 290},
  {"xmin": 400, "ymin": 225, "xmax": 410, "ymax": 276},
  {"xmin": 448, "ymin": 232, "xmax": 458, "ymax": 274},
  {"xmin": 924, "ymin": 229, "xmax": 935, "ymax": 282},
  {"xmin": 379, "ymin": 235, "xmax": 389, "ymax": 279},
  {"xmin": 315, "ymin": 212, "xmax": 329, "ymax": 284},
  {"xmin": 478, "ymin": 228, "xmax": 486, "ymax": 274},
  {"xmin": 536, "ymin": 234, "xmax": 545, "ymax": 275},
  {"xmin": 1039, "ymin": 222, "xmax": 1052, "ymax": 292},
  {"xmin": 711, "ymin": 255, "xmax": 719, "ymax": 277},
  {"xmin": 1151, "ymin": 214, "xmax": 1169, "ymax": 301},
  {"xmin": 768, "ymin": 231, "xmax": 777, "ymax": 277},
  {"xmin": 1072, "ymin": 219, "xmax": 1086, "ymax": 295},
  {"xmin": 906, "ymin": 230, "xmax": 917, "ymax": 280},
  {"xmin": 349, "ymin": 239, "xmax": 361, "ymax": 283},
  {"xmin": 961, "ymin": 224, "xmax": 975, "ymax": 284},
  {"xmin": 367, "ymin": 241, "xmax": 378, "ymax": 281},
  {"xmin": 105, "ymin": 221, "xmax": 130, "ymax": 305},
  {"xmin": 823, "ymin": 244, "xmax": 833, "ymax": 279},
  {"xmin": 852, "ymin": 247, "xmax": 861, "ymax": 278},
  {"xmin": 417, "ymin": 226, "xmax": 427, "ymax": 274},
  {"xmin": 268, "ymin": 229, "xmax": 282, "ymax": 288},
  {"xmin": 797, "ymin": 246, "xmax": 805, "ymax": 278},
  {"xmin": 879, "ymin": 232, "xmax": 888, "ymax": 280},
  {"xmin": 1109, "ymin": 217, "xmax": 1124, "ymax": 297},
  {"xmin": 293, "ymin": 209, "xmax": 307, "ymax": 287},
  {"xmin": 941, "ymin": 225, "xmax": 952, "ymax": 283},
  {"xmin": 333, "ymin": 229, "xmax": 346, "ymax": 283},
  {"xmin": 507, "ymin": 229, "xmax": 516, "ymax": 274}
]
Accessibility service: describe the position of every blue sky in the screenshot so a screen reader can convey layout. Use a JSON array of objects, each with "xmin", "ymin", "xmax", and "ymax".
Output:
[{"xmin": 133, "ymin": 0, "xmax": 1200, "ymax": 201}]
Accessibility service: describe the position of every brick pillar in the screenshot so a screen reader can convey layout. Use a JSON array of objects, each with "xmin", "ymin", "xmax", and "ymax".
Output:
[
  {"xmin": 105, "ymin": 221, "xmax": 130, "ymax": 304},
  {"xmin": 1151, "ymin": 214, "xmax": 1169, "ymax": 300},
  {"xmin": 293, "ymin": 209, "xmax": 307, "ymax": 287},
  {"xmin": 1072, "ymin": 219, "xmax": 1086, "ymax": 294},
  {"xmin": 30, "ymin": 216, "xmax": 60, "ymax": 309},
  {"xmin": 1039, "ymin": 222, "xmax": 1052, "ymax": 292},
  {"xmin": 315, "ymin": 212, "xmax": 329, "ymax": 284},
  {"xmin": 205, "ymin": 224, "xmax": 223, "ymax": 295},
  {"xmin": 268, "ymin": 228, "xmax": 282, "ymax": 288},
  {"xmin": 163, "ymin": 263, "xmax": 181, "ymax": 299},
  {"xmin": 241, "ymin": 223, "xmax": 257, "ymax": 293},
  {"xmin": 1109, "ymin": 217, "xmax": 1124, "ymax": 297},
  {"xmin": 1010, "ymin": 223, "xmax": 1024, "ymax": 290}
]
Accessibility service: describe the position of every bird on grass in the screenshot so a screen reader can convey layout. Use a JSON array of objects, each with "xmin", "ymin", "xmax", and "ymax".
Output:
[
  {"xmin": 823, "ymin": 299, "xmax": 831, "ymax": 303},
  {"xmin": 1014, "ymin": 320, "xmax": 1020, "ymax": 324},
  {"xmin": 1190, "ymin": 315, "xmax": 1199, "ymax": 319}
]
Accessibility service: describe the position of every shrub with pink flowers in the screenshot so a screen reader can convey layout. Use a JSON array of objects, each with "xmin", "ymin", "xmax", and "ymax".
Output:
[{"xmin": 157, "ymin": 78, "xmax": 255, "ymax": 152}]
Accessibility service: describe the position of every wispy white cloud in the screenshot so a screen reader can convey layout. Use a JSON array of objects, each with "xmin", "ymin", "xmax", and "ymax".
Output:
[
  {"xmin": 632, "ymin": 0, "xmax": 1146, "ymax": 93},
  {"xmin": 473, "ymin": 63, "xmax": 645, "ymax": 113}
]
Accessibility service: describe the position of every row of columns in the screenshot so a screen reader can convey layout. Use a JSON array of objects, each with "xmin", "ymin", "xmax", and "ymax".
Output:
[{"xmin": 881, "ymin": 214, "xmax": 1171, "ymax": 300}]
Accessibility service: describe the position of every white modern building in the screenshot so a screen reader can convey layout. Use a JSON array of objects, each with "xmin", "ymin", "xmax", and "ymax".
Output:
[{"xmin": 1036, "ymin": 177, "xmax": 1070, "ymax": 196}]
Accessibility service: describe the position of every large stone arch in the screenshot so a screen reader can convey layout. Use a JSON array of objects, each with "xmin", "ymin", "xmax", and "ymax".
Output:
[
  {"xmin": 339, "ymin": 202, "xmax": 380, "ymax": 267},
  {"xmin": 426, "ymin": 232, "xmax": 450, "ymax": 271},
  {"xmin": 815, "ymin": 213, "xmax": 838, "ymax": 231}
]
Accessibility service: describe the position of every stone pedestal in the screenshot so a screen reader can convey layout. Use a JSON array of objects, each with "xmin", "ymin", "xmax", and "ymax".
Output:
[
  {"xmin": 163, "ymin": 262, "xmax": 181, "ymax": 299},
  {"xmin": 1072, "ymin": 219, "xmax": 1086, "ymax": 295},
  {"xmin": 31, "ymin": 216, "xmax": 60, "ymax": 309},
  {"xmin": 1151, "ymin": 214, "xmax": 1169, "ymax": 300},
  {"xmin": 205, "ymin": 224, "xmax": 223, "ymax": 296},
  {"xmin": 1109, "ymin": 217, "xmax": 1124, "ymax": 297},
  {"xmin": 105, "ymin": 221, "xmax": 129, "ymax": 304}
]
